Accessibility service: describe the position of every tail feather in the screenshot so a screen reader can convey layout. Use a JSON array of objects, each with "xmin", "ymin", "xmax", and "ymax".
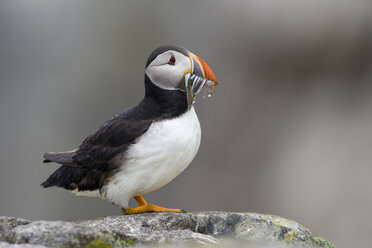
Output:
[
  {"xmin": 41, "ymin": 165, "xmax": 103, "ymax": 192},
  {"xmin": 41, "ymin": 165, "xmax": 80, "ymax": 189},
  {"xmin": 41, "ymin": 149, "xmax": 103, "ymax": 192},
  {"xmin": 43, "ymin": 150, "xmax": 76, "ymax": 164}
]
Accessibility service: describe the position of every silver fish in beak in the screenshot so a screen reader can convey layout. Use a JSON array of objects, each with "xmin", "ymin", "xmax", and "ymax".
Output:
[{"xmin": 185, "ymin": 53, "xmax": 218, "ymax": 109}]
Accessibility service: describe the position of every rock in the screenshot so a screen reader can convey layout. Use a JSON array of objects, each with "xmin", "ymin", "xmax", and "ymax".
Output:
[
  {"xmin": 0, "ymin": 242, "xmax": 47, "ymax": 248},
  {"xmin": 0, "ymin": 212, "xmax": 334, "ymax": 248}
]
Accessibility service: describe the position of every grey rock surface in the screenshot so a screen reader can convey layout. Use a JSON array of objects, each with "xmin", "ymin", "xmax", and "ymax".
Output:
[
  {"xmin": 0, "ymin": 212, "xmax": 334, "ymax": 248},
  {"xmin": 0, "ymin": 242, "xmax": 47, "ymax": 248}
]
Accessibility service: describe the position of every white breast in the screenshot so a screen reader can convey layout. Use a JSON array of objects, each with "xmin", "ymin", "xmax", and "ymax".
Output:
[{"xmin": 103, "ymin": 107, "xmax": 201, "ymax": 208}]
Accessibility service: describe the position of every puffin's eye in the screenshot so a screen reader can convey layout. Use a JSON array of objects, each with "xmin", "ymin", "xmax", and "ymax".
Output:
[{"xmin": 168, "ymin": 55, "xmax": 176, "ymax": 65}]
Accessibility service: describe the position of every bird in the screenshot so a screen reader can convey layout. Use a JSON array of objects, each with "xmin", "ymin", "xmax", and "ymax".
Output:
[{"xmin": 41, "ymin": 45, "xmax": 218, "ymax": 215}]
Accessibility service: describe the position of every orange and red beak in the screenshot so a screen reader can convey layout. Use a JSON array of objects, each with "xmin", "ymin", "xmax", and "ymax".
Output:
[{"xmin": 189, "ymin": 53, "xmax": 218, "ymax": 86}]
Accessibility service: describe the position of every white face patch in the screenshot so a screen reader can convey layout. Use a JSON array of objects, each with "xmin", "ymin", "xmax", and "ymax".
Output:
[{"xmin": 145, "ymin": 50, "xmax": 191, "ymax": 91}]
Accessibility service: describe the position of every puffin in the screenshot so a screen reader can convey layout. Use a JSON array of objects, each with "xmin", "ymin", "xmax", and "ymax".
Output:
[{"xmin": 41, "ymin": 45, "xmax": 218, "ymax": 215}]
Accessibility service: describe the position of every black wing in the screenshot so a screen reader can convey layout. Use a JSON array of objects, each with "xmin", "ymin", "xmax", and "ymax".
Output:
[
  {"xmin": 73, "ymin": 107, "xmax": 153, "ymax": 171},
  {"xmin": 41, "ymin": 104, "xmax": 153, "ymax": 191}
]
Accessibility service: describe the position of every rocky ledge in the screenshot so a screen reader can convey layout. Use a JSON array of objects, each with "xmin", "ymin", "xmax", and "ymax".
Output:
[{"xmin": 0, "ymin": 212, "xmax": 334, "ymax": 248}]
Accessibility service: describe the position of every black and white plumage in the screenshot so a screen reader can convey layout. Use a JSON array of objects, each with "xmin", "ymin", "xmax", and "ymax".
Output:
[{"xmin": 41, "ymin": 45, "xmax": 217, "ymax": 212}]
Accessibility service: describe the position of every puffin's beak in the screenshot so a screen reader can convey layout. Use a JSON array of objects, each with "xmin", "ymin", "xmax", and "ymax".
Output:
[
  {"xmin": 185, "ymin": 53, "xmax": 218, "ymax": 109},
  {"xmin": 189, "ymin": 53, "xmax": 218, "ymax": 86}
]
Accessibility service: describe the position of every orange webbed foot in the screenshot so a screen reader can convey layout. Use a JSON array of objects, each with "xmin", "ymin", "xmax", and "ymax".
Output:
[{"xmin": 121, "ymin": 195, "xmax": 186, "ymax": 215}]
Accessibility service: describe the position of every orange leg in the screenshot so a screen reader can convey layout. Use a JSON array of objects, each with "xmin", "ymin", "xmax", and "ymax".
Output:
[{"xmin": 121, "ymin": 195, "xmax": 186, "ymax": 215}]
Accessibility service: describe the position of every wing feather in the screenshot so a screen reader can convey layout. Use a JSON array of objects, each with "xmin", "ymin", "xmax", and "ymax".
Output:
[{"xmin": 72, "ymin": 107, "xmax": 153, "ymax": 170}]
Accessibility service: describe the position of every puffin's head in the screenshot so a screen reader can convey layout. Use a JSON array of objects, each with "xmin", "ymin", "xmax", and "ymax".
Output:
[{"xmin": 145, "ymin": 45, "xmax": 218, "ymax": 108}]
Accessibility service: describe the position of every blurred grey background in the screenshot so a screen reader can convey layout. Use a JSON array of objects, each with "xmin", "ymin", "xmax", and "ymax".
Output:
[{"xmin": 1, "ymin": 0, "xmax": 372, "ymax": 247}]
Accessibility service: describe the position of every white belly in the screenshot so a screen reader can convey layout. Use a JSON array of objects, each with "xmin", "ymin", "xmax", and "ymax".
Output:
[{"xmin": 103, "ymin": 107, "xmax": 201, "ymax": 208}]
